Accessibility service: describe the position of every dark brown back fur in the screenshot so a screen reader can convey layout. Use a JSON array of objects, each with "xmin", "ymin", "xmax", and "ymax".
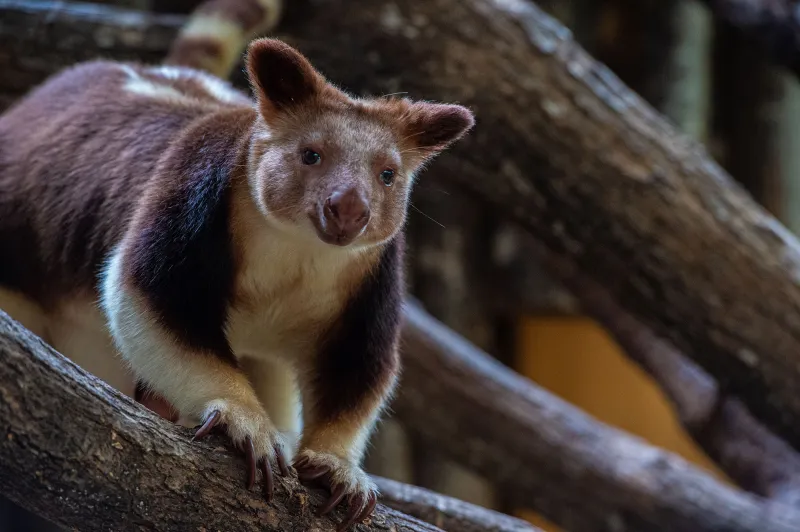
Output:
[{"xmin": 0, "ymin": 61, "xmax": 237, "ymax": 307}]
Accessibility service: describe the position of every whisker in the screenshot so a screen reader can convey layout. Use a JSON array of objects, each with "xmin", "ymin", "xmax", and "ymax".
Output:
[
  {"xmin": 265, "ymin": 205, "xmax": 300, "ymax": 215},
  {"xmin": 414, "ymin": 183, "xmax": 451, "ymax": 195},
  {"xmin": 398, "ymin": 146, "xmax": 427, "ymax": 151},
  {"xmin": 410, "ymin": 202, "xmax": 445, "ymax": 229},
  {"xmin": 397, "ymin": 130, "xmax": 430, "ymax": 144}
]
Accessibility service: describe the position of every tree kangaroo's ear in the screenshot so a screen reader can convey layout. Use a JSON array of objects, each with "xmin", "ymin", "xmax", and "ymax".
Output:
[
  {"xmin": 245, "ymin": 38, "xmax": 324, "ymax": 120},
  {"xmin": 400, "ymin": 101, "xmax": 475, "ymax": 154}
]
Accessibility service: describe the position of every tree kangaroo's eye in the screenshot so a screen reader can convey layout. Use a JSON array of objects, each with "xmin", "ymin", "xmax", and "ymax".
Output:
[
  {"xmin": 302, "ymin": 149, "xmax": 321, "ymax": 165},
  {"xmin": 380, "ymin": 169, "xmax": 395, "ymax": 186}
]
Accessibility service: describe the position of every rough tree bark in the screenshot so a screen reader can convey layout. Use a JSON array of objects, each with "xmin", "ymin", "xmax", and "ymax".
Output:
[
  {"xmin": 374, "ymin": 477, "xmax": 539, "ymax": 532},
  {"xmin": 6, "ymin": 0, "xmax": 800, "ymax": 453},
  {"xmin": 550, "ymin": 258, "xmax": 800, "ymax": 507},
  {"xmin": 0, "ymin": 0, "xmax": 180, "ymax": 108},
  {"xmin": 490, "ymin": 216, "xmax": 800, "ymax": 509},
  {"xmin": 0, "ymin": 310, "xmax": 540, "ymax": 532},
  {"xmin": 398, "ymin": 300, "xmax": 800, "ymax": 532},
  {"xmin": 539, "ymin": 0, "xmax": 800, "ymax": 506},
  {"xmin": 5, "ymin": 289, "xmax": 800, "ymax": 532},
  {"xmin": 489, "ymin": 3, "xmax": 800, "ymax": 503}
]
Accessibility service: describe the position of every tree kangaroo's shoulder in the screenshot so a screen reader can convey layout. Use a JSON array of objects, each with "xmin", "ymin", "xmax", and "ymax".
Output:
[{"xmin": 116, "ymin": 108, "xmax": 256, "ymax": 359}]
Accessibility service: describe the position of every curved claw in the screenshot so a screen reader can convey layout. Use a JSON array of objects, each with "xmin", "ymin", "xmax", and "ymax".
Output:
[
  {"xmin": 293, "ymin": 455, "xmax": 310, "ymax": 470},
  {"xmin": 245, "ymin": 437, "xmax": 256, "ymax": 490},
  {"xmin": 337, "ymin": 493, "xmax": 367, "ymax": 532},
  {"xmin": 320, "ymin": 483, "xmax": 347, "ymax": 516},
  {"xmin": 192, "ymin": 410, "xmax": 221, "ymax": 441},
  {"xmin": 261, "ymin": 459, "xmax": 275, "ymax": 501},
  {"xmin": 356, "ymin": 493, "xmax": 378, "ymax": 525},
  {"xmin": 274, "ymin": 444, "xmax": 291, "ymax": 477},
  {"xmin": 297, "ymin": 465, "xmax": 329, "ymax": 481}
]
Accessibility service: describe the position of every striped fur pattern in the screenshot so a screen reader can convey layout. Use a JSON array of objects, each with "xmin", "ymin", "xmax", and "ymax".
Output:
[{"xmin": 0, "ymin": 35, "xmax": 474, "ymax": 528}]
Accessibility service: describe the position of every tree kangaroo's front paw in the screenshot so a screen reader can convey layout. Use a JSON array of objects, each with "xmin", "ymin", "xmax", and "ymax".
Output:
[
  {"xmin": 293, "ymin": 449, "xmax": 378, "ymax": 531},
  {"xmin": 192, "ymin": 400, "xmax": 292, "ymax": 500}
]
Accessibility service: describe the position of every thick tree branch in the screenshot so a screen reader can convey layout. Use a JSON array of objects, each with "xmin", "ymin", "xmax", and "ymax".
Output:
[
  {"xmin": 699, "ymin": 0, "xmax": 800, "ymax": 80},
  {"xmin": 481, "ymin": 226, "xmax": 800, "ymax": 506},
  {"xmin": 396, "ymin": 301, "xmax": 800, "ymax": 532},
  {"xmin": 0, "ymin": 0, "xmax": 181, "ymax": 108},
  {"xmin": 417, "ymin": 204, "xmax": 800, "ymax": 508},
  {"xmin": 549, "ymin": 255, "xmax": 800, "ymax": 507},
  {"xmin": 0, "ymin": 310, "xmax": 444, "ymax": 532},
  {"xmin": 4, "ymin": 294, "xmax": 800, "ymax": 532},
  {"xmin": 6, "ymin": 0, "xmax": 800, "ymax": 455},
  {"xmin": 374, "ymin": 477, "xmax": 539, "ymax": 532}
]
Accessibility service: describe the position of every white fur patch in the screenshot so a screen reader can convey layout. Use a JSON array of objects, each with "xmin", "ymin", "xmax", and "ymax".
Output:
[
  {"xmin": 148, "ymin": 65, "xmax": 250, "ymax": 105},
  {"xmin": 100, "ymin": 247, "xmax": 212, "ymax": 417},
  {"xmin": 120, "ymin": 65, "xmax": 187, "ymax": 102},
  {"xmin": 226, "ymin": 199, "xmax": 365, "ymax": 359},
  {"xmin": 241, "ymin": 357, "xmax": 302, "ymax": 451},
  {"xmin": 120, "ymin": 63, "xmax": 251, "ymax": 108},
  {"xmin": 100, "ymin": 247, "xmax": 289, "ymax": 456},
  {"xmin": 194, "ymin": 74, "xmax": 250, "ymax": 105}
]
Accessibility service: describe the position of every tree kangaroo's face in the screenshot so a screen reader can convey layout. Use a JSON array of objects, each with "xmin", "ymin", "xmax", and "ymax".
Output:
[{"xmin": 245, "ymin": 38, "xmax": 475, "ymax": 249}]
